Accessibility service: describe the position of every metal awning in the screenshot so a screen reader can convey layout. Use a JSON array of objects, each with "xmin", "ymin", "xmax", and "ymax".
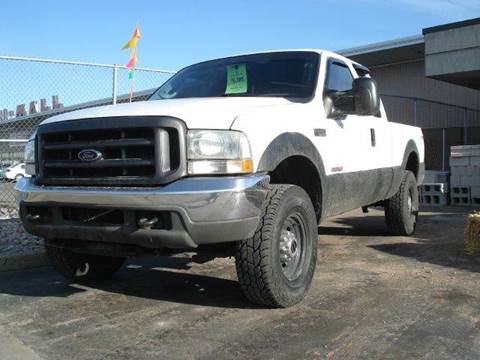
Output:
[{"xmin": 338, "ymin": 35, "xmax": 424, "ymax": 67}]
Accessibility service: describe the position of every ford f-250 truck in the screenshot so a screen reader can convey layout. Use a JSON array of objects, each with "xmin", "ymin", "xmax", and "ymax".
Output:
[{"xmin": 16, "ymin": 50, "xmax": 424, "ymax": 307}]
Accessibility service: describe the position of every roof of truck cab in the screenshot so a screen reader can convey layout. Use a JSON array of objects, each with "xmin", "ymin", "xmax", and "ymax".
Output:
[{"xmin": 182, "ymin": 49, "xmax": 366, "ymax": 70}]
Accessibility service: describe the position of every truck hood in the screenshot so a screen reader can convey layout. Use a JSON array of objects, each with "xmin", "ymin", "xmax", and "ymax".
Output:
[{"xmin": 41, "ymin": 97, "xmax": 293, "ymax": 129}]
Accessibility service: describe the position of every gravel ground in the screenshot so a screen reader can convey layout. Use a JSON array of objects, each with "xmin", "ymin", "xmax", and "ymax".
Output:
[
  {"xmin": 0, "ymin": 207, "xmax": 46, "ymax": 271},
  {"xmin": 0, "ymin": 207, "xmax": 479, "ymax": 359},
  {"xmin": 0, "ymin": 206, "xmax": 18, "ymax": 219}
]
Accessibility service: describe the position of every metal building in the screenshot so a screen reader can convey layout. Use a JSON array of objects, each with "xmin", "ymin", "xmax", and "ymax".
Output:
[{"xmin": 340, "ymin": 17, "xmax": 480, "ymax": 171}]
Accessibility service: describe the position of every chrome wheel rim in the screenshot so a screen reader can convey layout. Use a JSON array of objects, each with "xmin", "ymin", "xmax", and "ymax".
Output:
[
  {"xmin": 279, "ymin": 213, "xmax": 306, "ymax": 280},
  {"xmin": 408, "ymin": 187, "xmax": 419, "ymax": 224}
]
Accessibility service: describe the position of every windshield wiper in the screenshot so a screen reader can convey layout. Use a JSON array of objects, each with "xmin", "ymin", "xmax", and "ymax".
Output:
[{"xmin": 255, "ymin": 93, "xmax": 302, "ymax": 98}]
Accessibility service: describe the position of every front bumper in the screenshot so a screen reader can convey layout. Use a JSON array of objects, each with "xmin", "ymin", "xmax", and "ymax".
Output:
[{"xmin": 16, "ymin": 175, "xmax": 269, "ymax": 249}]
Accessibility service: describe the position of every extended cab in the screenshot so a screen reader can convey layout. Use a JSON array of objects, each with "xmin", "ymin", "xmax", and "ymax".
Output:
[{"xmin": 16, "ymin": 50, "xmax": 424, "ymax": 307}]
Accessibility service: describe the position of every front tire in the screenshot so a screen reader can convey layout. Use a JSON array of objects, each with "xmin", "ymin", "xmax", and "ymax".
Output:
[
  {"xmin": 384, "ymin": 170, "xmax": 419, "ymax": 236},
  {"xmin": 46, "ymin": 244, "xmax": 125, "ymax": 282},
  {"xmin": 235, "ymin": 184, "xmax": 317, "ymax": 308}
]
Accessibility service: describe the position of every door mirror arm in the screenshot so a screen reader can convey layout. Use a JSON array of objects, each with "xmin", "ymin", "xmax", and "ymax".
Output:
[{"xmin": 324, "ymin": 91, "xmax": 353, "ymax": 119}]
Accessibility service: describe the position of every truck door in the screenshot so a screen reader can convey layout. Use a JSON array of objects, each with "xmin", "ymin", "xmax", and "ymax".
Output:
[
  {"xmin": 320, "ymin": 58, "xmax": 390, "ymax": 215},
  {"xmin": 349, "ymin": 63, "xmax": 392, "ymax": 202},
  {"xmin": 351, "ymin": 63, "xmax": 391, "ymax": 172}
]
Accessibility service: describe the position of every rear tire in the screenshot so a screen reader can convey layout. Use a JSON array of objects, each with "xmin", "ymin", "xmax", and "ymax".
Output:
[
  {"xmin": 46, "ymin": 244, "xmax": 125, "ymax": 282},
  {"xmin": 235, "ymin": 184, "xmax": 317, "ymax": 308},
  {"xmin": 384, "ymin": 170, "xmax": 419, "ymax": 236}
]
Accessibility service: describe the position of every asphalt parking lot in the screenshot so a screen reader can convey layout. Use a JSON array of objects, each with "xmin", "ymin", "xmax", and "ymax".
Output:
[{"xmin": 0, "ymin": 207, "xmax": 479, "ymax": 360}]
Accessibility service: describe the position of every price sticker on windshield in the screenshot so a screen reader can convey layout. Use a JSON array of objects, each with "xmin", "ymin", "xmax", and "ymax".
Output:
[{"xmin": 225, "ymin": 64, "xmax": 248, "ymax": 94}]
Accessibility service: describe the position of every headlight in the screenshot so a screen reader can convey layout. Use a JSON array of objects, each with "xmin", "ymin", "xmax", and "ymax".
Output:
[
  {"xmin": 187, "ymin": 130, "xmax": 253, "ymax": 175},
  {"xmin": 24, "ymin": 138, "xmax": 36, "ymax": 176}
]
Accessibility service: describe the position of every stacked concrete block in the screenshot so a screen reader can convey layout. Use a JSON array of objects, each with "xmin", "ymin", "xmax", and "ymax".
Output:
[
  {"xmin": 420, "ymin": 182, "xmax": 449, "ymax": 206},
  {"xmin": 451, "ymin": 186, "xmax": 470, "ymax": 205},
  {"xmin": 422, "ymin": 170, "xmax": 450, "ymax": 184},
  {"xmin": 450, "ymin": 145, "xmax": 480, "ymax": 206},
  {"xmin": 420, "ymin": 171, "xmax": 450, "ymax": 206},
  {"xmin": 471, "ymin": 186, "xmax": 480, "ymax": 205}
]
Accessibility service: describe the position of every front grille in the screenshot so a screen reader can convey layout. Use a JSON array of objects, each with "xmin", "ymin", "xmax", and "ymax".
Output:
[
  {"xmin": 42, "ymin": 127, "xmax": 157, "ymax": 178},
  {"xmin": 36, "ymin": 117, "xmax": 186, "ymax": 186}
]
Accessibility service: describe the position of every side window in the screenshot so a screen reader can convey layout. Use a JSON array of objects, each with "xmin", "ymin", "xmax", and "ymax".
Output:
[{"xmin": 324, "ymin": 60, "xmax": 353, "ymax": 93}]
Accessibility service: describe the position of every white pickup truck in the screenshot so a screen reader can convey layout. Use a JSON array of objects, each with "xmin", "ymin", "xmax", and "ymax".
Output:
[{"xmin": 17, "ymin": 50, "xmax": 424, "ymax": 307}]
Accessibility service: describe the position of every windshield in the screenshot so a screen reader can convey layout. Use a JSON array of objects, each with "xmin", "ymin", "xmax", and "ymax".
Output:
[{"xmin": 149, "ymin": 51, "xmax": 319, "ymax": 101}]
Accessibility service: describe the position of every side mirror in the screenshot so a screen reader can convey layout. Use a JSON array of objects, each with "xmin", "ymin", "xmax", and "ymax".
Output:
[
  {"xmin": 325, "ymin": 77, "xmax": 380, "ymax": 118},
  {"xmin": 352, "ymin": 77, "xmax": 380, "ymax": 116}
]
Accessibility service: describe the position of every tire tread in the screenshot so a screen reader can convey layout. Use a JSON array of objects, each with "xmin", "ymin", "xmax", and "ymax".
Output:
[
  {"xmin": 385, "ymin": 170, "xmax": 417, "ymax": 236},
  {"xmin": 235, "ymin": 184, "xmax": 316, "ymax": 307}
]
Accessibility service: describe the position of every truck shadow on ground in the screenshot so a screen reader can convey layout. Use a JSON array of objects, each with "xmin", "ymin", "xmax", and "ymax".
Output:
[
  {"xmin": 369, "ymin": 242, "xmax": 480, "ymax": 274},
  {"xmin": 1, "ymin": 208, "xmax": 478, "ymax": 307},
  {"xmin": 319, "ymin": 210, "xmax": 480, "ymax": 274},
  {"xmin": 0, "ymin": 256, "xmax": 260, "ymax": 309},
  {"xmin": 92, "ymin": 256, "xmax": 259, "ymax": 309}
]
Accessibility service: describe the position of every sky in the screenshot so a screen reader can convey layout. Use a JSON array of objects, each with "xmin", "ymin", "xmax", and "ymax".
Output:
[
  {"xmin": 2, "ymin": 0, "xmax": 480, "ymax": 70},
  {"xmin": 1, "ymin": 0, "xmax": 479, "ymax": 117}
]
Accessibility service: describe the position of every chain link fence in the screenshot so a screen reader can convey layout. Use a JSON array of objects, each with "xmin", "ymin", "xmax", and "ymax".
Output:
[
  {"xmin": 0, "ymin": 55, "xmax": 175, "ymax": 215},
  {"xmin": 3, "ymin": 56, "xmax": 479, "ymax": 214}
]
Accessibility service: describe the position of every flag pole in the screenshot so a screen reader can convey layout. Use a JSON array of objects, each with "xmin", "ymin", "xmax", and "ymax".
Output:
[
  {"xmin": 129, "ymin": 47, "xmax": 137, "ymax": 103},
  {"xmin": 129, "ymin": 82, "xmax": 134, "ymax": 103},
  {"xmin": 122, "ymin": 26, "xmax": 141, "ymax": 103}
]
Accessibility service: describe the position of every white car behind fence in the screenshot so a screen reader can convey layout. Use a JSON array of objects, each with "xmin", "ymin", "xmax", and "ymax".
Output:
[{"xmin": 4, "ymin": 163, "xmax": 29, "ymax": 181}]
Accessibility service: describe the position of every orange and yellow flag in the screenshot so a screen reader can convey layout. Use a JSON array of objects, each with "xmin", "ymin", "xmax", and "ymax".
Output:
[{"xmin": 122, "ymin": 27, "xmax": 141, "ymax": 50}]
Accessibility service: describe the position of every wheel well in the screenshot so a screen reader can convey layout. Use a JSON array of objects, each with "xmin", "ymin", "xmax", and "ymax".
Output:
[
  {"xmin": 405, "ymin": 152, "xmax": 419, "ymax": 179},
  {"xmin": 269, "ymin": 156, "xmax": 322, "ymax": 220}
]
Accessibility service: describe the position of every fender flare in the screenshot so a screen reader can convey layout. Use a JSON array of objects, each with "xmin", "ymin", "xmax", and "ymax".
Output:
[
  {"xmin": 257, "ymin": 132, "xmax": 327, "ymax": 216},
  {"xmin": 400, "ymin": 139, "xmax": 420, "ymax": 173}
]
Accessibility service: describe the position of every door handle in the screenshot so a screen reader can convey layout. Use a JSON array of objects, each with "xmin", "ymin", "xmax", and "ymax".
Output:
[{"xmin": 370, "ymin": 128, "xmax": 376, "ymax": 147}]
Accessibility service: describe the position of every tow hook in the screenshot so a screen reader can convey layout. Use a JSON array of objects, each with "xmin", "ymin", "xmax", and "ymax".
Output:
[
  {"xmin": 26, "ymin": 214, "xmax": 41, "ymax": 222},
  {"xmin": 137, "ymin": 217, "xmax": 159, "ymax": 230}
]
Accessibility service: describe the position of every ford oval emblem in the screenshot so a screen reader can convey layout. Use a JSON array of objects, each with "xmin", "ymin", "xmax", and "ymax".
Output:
[{"xmin": 78, "ymin": 149, "xmax": 103, "ymax": 162}]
